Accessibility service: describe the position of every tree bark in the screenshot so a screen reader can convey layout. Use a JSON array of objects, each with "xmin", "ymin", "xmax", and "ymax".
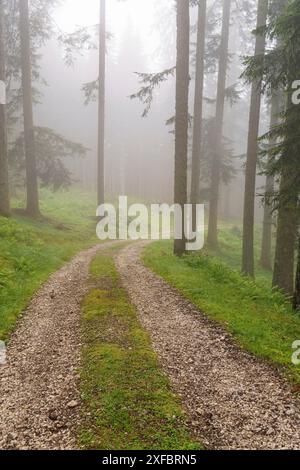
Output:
[
  {"xmin": 207, "ymin": 0, "xmax": 231, "ymax": 248},
  {"xmin": 260, "ymin": 92, "xmax": 280, "ymax": 270},
  {"xmin": 97, "ymin": 0, "xmax": 106, "ymax": 206},
  {"xmin": 19, "ymin": 0, "xmax": 39, "ymax": 218},
  {"xmin": 242, "ymin": 0, "xmax": 268, "ymax": 276},
  {"xmin": 174, "ymin": 0, "xmax": 190, "ymax": 256},
  {"xmin": 272, "ymin": 166, "xmax": 298, "ymax": 296},
  {"xmin": 293, "ymin": 235, "xmax": 300, "ymax": 310},
  {"xmin": 0, "ymin": 0, "xmax": 9, "ymax": 217},
  {"xmin": 190, "ymin": 0, "xmax": 206, "ymax": 232}
]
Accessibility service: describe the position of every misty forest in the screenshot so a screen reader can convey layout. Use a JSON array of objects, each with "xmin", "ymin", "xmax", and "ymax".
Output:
[{"xmin": 1, "ymin": 0, "xmax": 300, "ymax": 453}]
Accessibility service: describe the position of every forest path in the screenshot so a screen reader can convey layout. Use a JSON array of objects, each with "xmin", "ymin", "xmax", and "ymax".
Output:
[
  {"xmin": 116, "ymin": 242, "xmax": 300, "ymax": 450},
  {"xmin": 0, "ymin": 241, "xmax": 119, "ymax": 450}
]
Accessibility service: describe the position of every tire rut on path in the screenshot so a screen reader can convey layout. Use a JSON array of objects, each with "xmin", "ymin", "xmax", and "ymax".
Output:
[
  {"xmin": 0, "ymin": 242, "xmax": 118, "ymax": 450},
  {"xmin": 116, "ymin": 242, "xmax": 300, "ymax": 450}
]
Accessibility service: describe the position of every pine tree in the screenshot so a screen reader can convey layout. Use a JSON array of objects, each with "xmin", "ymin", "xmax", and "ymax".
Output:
[
  {"xmin": 97, "ymin": 0, "xmax": 106, "ymax": 206},
  {"xmin": 242, "ymin": 0, "xmax": 268, "ymax": 276},
  {"xmin": 243, "ymin": 0, "xmax": 300, "ymax": 296},
  {"xmin": 207, "ymin": 0, "xmax": 231, "ymax": 248},
  {"xmin": 19, "ymin": 0, "xmax": 40, "ymax": 217},
  {"xmin": 260, "ymin": 92, "xmax": 280, "ymax": 270},
  {"xmin": 190, "ymin": 0, "xmax": 207, "ymax": 232},
  {"xmin": 272, "ymin": 0, "xmax": 300, "ymax": 301},
  {"xmin": 293, "ymin": 234, "xmax": 300, "ymax": 309},
  {"xmin": 0, "ymin": 0, "xmax": 9, "ymax": 217},
  {"xmin": 272, "ymin": 166, "xmax": 298, "ymax": 295},
  {"xmin": 174, "ymin": 0, "xmax": 190, "ymax": 256},
  {"xmin": 5, "ymin": 1, "xmax": 93, "ymax": 213}
]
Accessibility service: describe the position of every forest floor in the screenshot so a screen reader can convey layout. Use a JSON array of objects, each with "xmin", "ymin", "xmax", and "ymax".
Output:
[
  {"xmin": 0, "ymin": 241, "xmax": 199, "ymax": 450},
  {"xmin": 0, "ymin": 189, "xmax": 99, "ymax": 340},
  {"xmin": 1, "ymin": 193, "xmax": 300, "ymax": 450},
  {"xmin": 144, "ymin": 241, "xmax": 300, "ymax": 385},
  {"xmin": 1, "ymin": 237, "xmax": 300, "ymax": 450},
  {"xmin": 79, "ymin": 245, "xmax": 199, "ymax": 450},
  {"xmin": 0, "ymin": 243, "xmax": 116, "ymax": 450}
]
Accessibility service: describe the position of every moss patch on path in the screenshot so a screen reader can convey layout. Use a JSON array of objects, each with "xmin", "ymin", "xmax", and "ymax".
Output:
[{"xmin": 79, "ymin": 247, "xmax": 201, "ymax": 450}]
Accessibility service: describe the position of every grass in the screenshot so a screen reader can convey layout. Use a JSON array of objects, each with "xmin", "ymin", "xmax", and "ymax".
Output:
[
  {"xmin": 79, "ymin": 246, "xmax": 201, "ymax": 450},
  {"xmin": 0, "ymin": 188, "xmax": 99, "ymax": 340},
  {"xmin": 213, "ymin": 223, "xmax": 274, "ymax": 285},
  {"xmin": 143, "ymin": 239, "xmax": 300, "ymax": 385}
]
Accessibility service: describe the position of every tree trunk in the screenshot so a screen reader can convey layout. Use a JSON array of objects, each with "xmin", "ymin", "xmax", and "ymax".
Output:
[
  {"xmin": 207, "ymin": 0, "xmax": 231, "ymax": 248},
  {"xmin": 272, "ymin": 166, "xmax": 298, "ymax": 296},
  {"xmin": 242, "ymin": 0, "xmax": 268, "ymax": 276},
  {"xmin": 260, "ymin": 92, "xmax": 280, "ymax": 270},
  {"xmin": 190, "ymin": 0, "xmax": 206, "ymax": 232},
  {"xmin": 174, "ymin": 0, "xmax": 190, "ymax": 256},
  {"xmin": 0, "ymin": 0, "xmax": 9, "ymax": 217},
  {"xmin": 19, "ymin": 0, "xmax": 39, "ymax": 218},
  {"xmin": 293, "ymin": 234, "xmax": 300, "ymax": 310},
  {"xmin": 97, "ymin": 0, "xmax": 106, "ymax": 206}
]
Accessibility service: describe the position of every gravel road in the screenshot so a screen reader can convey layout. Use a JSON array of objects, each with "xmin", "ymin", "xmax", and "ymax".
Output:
[
  {"xmin": 0, "ymin": 243, "xmax": 117, "ymax": 450},
  {"xmin": 116, "ymin": 242, "xmax": 300, "ymax": 450}
]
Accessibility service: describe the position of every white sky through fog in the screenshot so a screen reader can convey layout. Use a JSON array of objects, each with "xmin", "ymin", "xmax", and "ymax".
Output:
[{"xmin": 55, "ymin": 0, "xmax": 159, "ymax": 60}]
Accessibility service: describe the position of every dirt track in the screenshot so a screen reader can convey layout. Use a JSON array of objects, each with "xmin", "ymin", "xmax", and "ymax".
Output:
[
  {"xmin": 116, "ymin": 242, "xmax": 300, "ymax": 450},
  {"xmin": 1, "ymin": 240, "xmax": 300, "ymax": 450},
  {"xmin": 0, "ymin": 243, "xmax": 117, "ymax": 450}
]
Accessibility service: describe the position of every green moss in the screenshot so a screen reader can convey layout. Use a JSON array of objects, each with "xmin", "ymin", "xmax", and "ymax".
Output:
[
  {"xmin": 79, "ymin": 249, "xmax": 201, "ymax": 450},
  {"xmin": 143, "ymin": 240, "xmax": 300, "ymax": 385}
]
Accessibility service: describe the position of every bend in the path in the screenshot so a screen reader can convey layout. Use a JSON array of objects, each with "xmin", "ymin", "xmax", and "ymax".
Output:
[{"xmin": 116, "ymin": 242, "xmax": 300, "ymax": 450}]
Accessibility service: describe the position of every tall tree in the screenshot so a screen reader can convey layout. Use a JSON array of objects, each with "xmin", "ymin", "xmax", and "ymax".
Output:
[
  {"xmin": 260, "ymin": 92, "xmax": 280, "ymax": 270},
  {"xmin": 245, "ymin": 0, "xmax": 300, "ymax": 295},
  {"xmin": 207, "ymin": 0, "xmax": 231, "ymax": 247},
  {"xmin": 272, "ymin": 79, "xmax": 299, "ymax": 297},
  {"xmin": 241, "ymin": 0, "xmax": 300, "ymax": 295},
  {"xmin": 272, "ymin": 167, "xmax": 298, "ymax": 295},
  {"xmin": 190, "ymin": 0, "xmax": 207, "ymax": 231},
  {"xmin": 0, "ymin": 0, "xmax": 9, "ymax": 217},
  {"xmin": 174, "ymin": 0, "xmax": 190, "ymax": 256},
  {"xmin": 242, "ymin": 0, "xmax": 268, "ymax": 276},
  {"xmin": 271, "ymin": 0, "xmax": 300, "ymax": 298},
  {"xmin": 19, "ymin": 0, "xmax": 39, "ymax": 217},
  {"xmin": 97, "ymin": 0, "xmax": 106, "ymax": 206},
  {"xmin": 293, "ymin": 234, "xmax": 300, "ymax": 310}
]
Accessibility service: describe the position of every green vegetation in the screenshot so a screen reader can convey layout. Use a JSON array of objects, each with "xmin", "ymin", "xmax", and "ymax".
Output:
[
  {"xmin": 0, "ymin": 189, "xmax": 99, "ymax": 340},
  {"xmin": 212, "ymin": 223, "xmax": 274, "ymax": 285},
  {"xmin": 143, "ymin": 235, "xmax": 300, "ymax": 384},
  {"xmin": 79, "ymin": 247, "xmax": 201, "ymax": 450}
]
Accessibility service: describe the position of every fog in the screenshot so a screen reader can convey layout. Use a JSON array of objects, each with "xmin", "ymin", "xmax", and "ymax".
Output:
[
  {"xmin": 31, "ymin": 0, "xmax": 266, "ymax": 217},
  {"xmin": 2, "ymin": 0, "xmax": 300, "ymax": 451}
]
